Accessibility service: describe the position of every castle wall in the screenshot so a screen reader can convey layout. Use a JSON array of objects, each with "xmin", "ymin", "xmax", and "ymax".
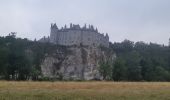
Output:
[
  {"xmin": 49, "ymin": 24, "xmax": 109, "ymax": 47},
  {"xmin": 57, "ymin": 30, "xmax": 82, "ymax": 46}
]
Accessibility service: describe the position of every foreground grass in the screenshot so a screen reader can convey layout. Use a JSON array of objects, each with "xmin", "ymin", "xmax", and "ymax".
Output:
[{"xmin": 0, "ymin": 81, "xmax": 170, "ymax": 100}]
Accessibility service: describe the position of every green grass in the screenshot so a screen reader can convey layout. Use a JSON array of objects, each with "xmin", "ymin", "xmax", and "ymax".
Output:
[{"xmin": 0, "ymin": 81, "xmax": 170, "ymax": 100}]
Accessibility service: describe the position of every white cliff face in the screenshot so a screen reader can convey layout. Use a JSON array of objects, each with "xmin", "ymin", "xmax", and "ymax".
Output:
[{"xmin": 41, "ymin": 46, "xmax": 115, "ymax": 80}]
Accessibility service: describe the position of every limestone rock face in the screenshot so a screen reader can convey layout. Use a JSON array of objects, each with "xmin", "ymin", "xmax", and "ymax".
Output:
[{"xmin": 41, "ymin": 46, "xmax": 115, "ymax": 80}]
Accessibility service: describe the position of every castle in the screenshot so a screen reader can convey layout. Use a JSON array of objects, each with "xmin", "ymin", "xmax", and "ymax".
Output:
[{"xmin": 40, "ymin": 23, "xmax": 109, "ymax": 47}]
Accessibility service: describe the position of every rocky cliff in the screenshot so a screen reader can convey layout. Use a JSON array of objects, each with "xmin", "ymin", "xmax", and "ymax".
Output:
[{"xmin": 41, "ymin": 46, "xmax": 116, "ymax": 80}]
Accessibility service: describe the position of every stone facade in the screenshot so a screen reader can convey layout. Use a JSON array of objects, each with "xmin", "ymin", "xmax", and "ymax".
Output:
[{"xmin": 50, "ymin": 23, "xmax": 109, "ymax": 47}]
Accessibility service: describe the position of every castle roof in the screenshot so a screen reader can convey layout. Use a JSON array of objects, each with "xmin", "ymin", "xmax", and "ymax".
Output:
[{"xmin": 51, "ymin": 23, "xmax": 100, "ymax": 32}]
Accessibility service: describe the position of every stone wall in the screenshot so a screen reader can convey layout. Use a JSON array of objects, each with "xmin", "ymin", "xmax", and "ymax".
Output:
[{"xmin": 50, "ymin": 23, "xmax": 109, "ymax": 47}]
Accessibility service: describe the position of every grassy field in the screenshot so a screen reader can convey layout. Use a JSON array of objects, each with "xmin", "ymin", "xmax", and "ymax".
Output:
[{"xmin": 0, "ymin": 81, "xmax": 170, "ymax": 100}]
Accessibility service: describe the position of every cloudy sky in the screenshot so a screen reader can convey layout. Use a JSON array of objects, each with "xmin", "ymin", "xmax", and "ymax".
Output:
[{"xmin": 0, "ymin": 0, "xmax": 170, "ymax": 45}]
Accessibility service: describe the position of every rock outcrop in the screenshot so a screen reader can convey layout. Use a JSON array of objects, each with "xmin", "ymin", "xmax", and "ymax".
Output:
[{"xmin": 41, "ymin": 46, "xmax": 115, "ymax": 80}]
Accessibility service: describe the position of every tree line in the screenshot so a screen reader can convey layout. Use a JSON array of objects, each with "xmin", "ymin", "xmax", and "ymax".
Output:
[
  {"xmin": 0, "ymin": 34, "xmax": 170, "ymax": 81},
  {"xmin": 99, "ymin": 40, "xmax": 170, "ymax": 81},
  {"xmin": 0, "ymin": 34, "xmax": 53, "ymax": 80}
]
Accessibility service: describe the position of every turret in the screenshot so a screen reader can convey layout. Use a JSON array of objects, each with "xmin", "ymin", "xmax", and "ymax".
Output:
[
  {"xmin": 51, "ymin": 23, "xmax": 58, "ymax": 29},
  {"xmin": 105, "ymin": 33, "xmax": 109, "ymax": 40},
  {"xmin": 95, "ymin": 28, "xmax": 98, "ymax": 32},
  {"xmin": 83, "ymin": 24, "xmax": 87, "ymax": 29},
  {"xmin": 88, "ymin": 25, "xmax": 91, "ymax": 29},
  {"xmin": 88, "ymin": 25, "xmax": 94, "ymax": 31},
  {"xmin": 70, "ymin": 23, "xmax": 73, "ymax": 29},
  {"xmin": 54, "ymin": 23, "xmax": 58, "ymax": 29},
  {"xmin": 50, "ymin": 23, "xmax": 58, "ymax": 43},
  {"xmin": 91, "ymin": 25, "xmax": 94, "ymax": 30},
  {"xmin": 64, "ymin": 24, "xmax": 67, "ymax": 29},
  {"xmin": 61, "ymin": 27, "xmax": 64, "ymax": 30}
]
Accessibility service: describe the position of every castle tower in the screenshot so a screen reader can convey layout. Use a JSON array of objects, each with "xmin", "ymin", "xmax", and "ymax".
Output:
[
  {"xmin": 105, "ymin": 33, "xmax": 109, "ymax": 41},
  {"xmin": 83, "ymin": 24, "xmax": 87, "ymax": 29},
  {"xmin": 105, "ymin": 33, "xmax": 109, "ymax": 47},
  {"xmin": 50, "ymin": 23, "xmax": 58, "ymax": 44},
  {"xmin": 64, "ymin": 24, "xmax": 67, "ymax": 29},
  {"xmin": 95, "ymin": 28, "xmax": 98, "ymax": 32},
  {"xmin": 70, "ymin": 23, "xmax": 73, "ymax": 29}
]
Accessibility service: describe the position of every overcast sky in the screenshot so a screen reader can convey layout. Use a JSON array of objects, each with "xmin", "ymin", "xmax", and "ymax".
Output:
[{"xmin": 0, "ymin": 0, "xmax": 170, "ymax": 45}]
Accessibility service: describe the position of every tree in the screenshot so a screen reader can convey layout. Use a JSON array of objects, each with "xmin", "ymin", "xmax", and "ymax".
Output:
[
  {"xmin": 125, "ymin": 51, "xmax": 142, "ymax": 81},
  {"xmin": 99, "ymin": 61, "xmax": 112, "ymax": 80},
  {"xmin": 112, "ymin": 58, "xmax": 127, "ymax": 81},
  {"xmin": 0, "ymin": 47, "xmax": 9, "ymax": 78},
  {"xmin": 151, "ymin": 66, "xmax": 170, "ymax": 81}
]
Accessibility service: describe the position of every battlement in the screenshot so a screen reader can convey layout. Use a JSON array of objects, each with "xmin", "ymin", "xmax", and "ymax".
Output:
[
  {"xmin": 51, "ymin": 23, "xmax": 99, "ymax": 32},
  {"xmin": 49, "ymin": 23, "xmax": 109, "ymax": 47}
]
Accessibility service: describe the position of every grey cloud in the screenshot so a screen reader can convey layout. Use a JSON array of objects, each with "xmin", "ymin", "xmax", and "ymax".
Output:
[{"xmin": 0, "ymin": 0, "xmax": 170, "ymax": 45}]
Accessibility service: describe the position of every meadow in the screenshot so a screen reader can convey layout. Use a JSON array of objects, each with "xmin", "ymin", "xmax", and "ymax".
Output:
[{"xmin": 0, "ymin": 81, "xmax": 170, "ymax": 100}]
